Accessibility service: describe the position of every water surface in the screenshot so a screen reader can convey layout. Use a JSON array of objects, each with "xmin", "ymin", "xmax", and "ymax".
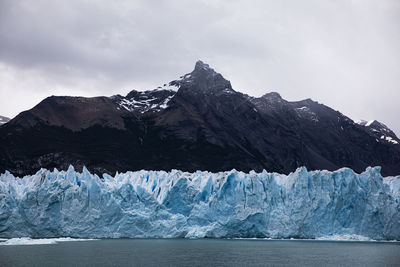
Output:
[{"xmin": 0, "ymin": 239, "xmax": 399, "ymax": 266}]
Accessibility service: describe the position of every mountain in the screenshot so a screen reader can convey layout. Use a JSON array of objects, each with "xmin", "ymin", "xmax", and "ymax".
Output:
[
  {"xmin": 0, "ymin": 61, "xmax": 399, "ymax": 176},
  {"xmin": 355, "ymin": 120, "xmax": 399, "ymax": 145},
  {"xmin": 0, "ymin": 115, "xmax": 10, "ymax": 125}
]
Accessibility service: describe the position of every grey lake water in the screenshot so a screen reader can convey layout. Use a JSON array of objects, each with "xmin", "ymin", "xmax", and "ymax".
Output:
[{"xmin": 0, "ymin": 239, "xmax": 399, "ymax": 267}]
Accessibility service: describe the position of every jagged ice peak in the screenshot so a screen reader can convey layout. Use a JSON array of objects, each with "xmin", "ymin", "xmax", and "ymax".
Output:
[{"xmin": 0, "ymin": 165, "xmax": 399, "ymax": 239}]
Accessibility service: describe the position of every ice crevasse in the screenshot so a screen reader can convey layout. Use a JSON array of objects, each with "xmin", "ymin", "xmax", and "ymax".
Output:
[{"xmin": 0, "ymin": 166, "xmax": 399, "ymax": 240}]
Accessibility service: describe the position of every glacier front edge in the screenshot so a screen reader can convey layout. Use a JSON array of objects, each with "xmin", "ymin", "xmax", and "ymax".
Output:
[{"xmin": 0, "ymin": 166, "xmax": 399, "ymax": 240}]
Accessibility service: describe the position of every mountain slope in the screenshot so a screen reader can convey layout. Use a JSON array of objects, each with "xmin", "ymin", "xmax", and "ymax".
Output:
[
  {"xmin": 0, "ymin": 115, "xmax": 10, "ymax": 125},
  {"xmin": 0, "ymin": 61, "xmax": 399, "ymax": 176},
  {"xmin": 356, "ymin": 120, "xmax": 399, "ymax": 145}
]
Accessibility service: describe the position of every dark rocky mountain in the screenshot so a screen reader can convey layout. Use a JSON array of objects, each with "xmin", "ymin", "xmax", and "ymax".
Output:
[
  {"xmin": 355, "ymin": 120, "xmax": 399, "ymax": 145},
  {"xmin": 0, "ymin": 115, "xmax": 10, "ymax": 125},
  {"xmin": 1, "ymin": 61, "xmax": 399, "ymax": 176}
]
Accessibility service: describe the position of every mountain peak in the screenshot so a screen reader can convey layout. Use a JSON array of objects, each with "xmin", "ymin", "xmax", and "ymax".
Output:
[
  {"xmin": 262, "ymin": 92, "xmax": 282, "ymax": 100},
  {"xmin": 168, "ymin": 60, "xmax": 232, "ymax": 94},
  {"xmin": 194, "ymin": 60, "xmax": 210, "ymax": 70},
  {"xmin": 192, "ymin": 60, "xmax": 217, "ymax": 76}
]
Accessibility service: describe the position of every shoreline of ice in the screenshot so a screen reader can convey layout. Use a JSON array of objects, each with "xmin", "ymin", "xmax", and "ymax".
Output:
[
  {"xmin": 0, "ymin": 237, "xmax": 97, "ymax": 246},
  {"xmin": 0, "ymin": 236, "xmax": 398, "ymax": 246}
]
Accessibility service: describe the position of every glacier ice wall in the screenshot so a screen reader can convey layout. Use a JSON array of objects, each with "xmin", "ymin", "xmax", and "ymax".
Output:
[{"xmin": 0, "ymin": 166, "xmax": 399, "ymax": 240}]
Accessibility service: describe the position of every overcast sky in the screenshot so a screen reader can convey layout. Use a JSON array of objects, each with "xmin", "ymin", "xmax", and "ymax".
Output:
[{"xmin": 0, "ymin": 0, "xmax": 399, "ymax": 134}]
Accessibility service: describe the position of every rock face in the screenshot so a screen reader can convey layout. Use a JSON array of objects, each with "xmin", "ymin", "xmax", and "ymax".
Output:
[
  {"xmin": 0, "ymin": 116, "xmax": 10, "ymax": 125},
  {"xmin": 0, "ymin": 166, "xmax": 399, "ymax": 239},
  {"xmin": 0, "ymin": 60, "xmax": 400, "ymax": 176},
  {"xmin": 355, "ymin": 120, "xmax": 399, "ymax": 145}
]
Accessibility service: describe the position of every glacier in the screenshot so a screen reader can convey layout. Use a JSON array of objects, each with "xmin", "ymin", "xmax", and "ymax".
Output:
[{"xmin": 0, "ymin": 166, "xmax": 399, "ymax": 240}]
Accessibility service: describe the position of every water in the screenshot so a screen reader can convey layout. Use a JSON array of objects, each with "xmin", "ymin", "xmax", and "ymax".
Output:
[{"xmin": 0, "ymin": 239, "xmax": 399, "ymax": 266}]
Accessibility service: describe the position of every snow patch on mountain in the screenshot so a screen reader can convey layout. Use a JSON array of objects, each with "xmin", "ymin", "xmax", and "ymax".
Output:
[
  {"xmin": 381, "ymin": 136, "xmax": 399, "ymax": 145},
  {"xmin": 294, "ymin": 106, "xmax": 319, "ymax": 122},
  {"xmin": 156, "ymin": 82, "xmax": 180, "ymax": 92},
  {"xmin": 355, "ymin": 119, "xmax": 374, "ymax": 127},
  {"xmin": 113, "ymin": 89, "xmax": 176, "ymax": 113},
  {"xmin": 355, "ymin": 119, "xmax": 399, "ymax": 145}
]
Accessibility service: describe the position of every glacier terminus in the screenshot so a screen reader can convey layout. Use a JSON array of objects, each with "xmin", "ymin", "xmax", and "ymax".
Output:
[{"xmin": 0, "ymin": 166, "xmax": 399, "ymax": 240}]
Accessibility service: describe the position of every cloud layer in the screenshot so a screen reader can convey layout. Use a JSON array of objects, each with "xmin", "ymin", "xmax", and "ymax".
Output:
[{"xmin": 0, "ymin": 0, "xmax": 399, "ymax": 134}]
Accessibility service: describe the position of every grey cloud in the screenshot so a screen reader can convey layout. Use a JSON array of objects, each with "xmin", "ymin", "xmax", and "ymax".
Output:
[{"xmin": 0, "ymin": 0, "xmax": 399, "ymax": 135}]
